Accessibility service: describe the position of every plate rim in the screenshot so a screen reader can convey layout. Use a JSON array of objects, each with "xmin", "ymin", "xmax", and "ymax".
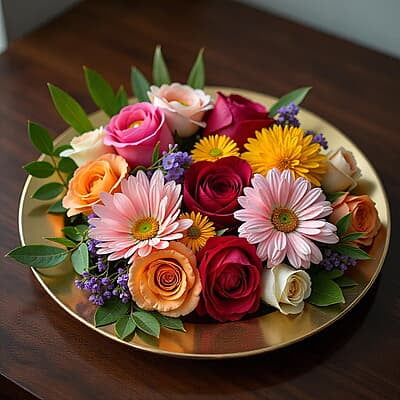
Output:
[{"xmin": 18, "ymin": 86, "xmax": 391, "ymax": 359}]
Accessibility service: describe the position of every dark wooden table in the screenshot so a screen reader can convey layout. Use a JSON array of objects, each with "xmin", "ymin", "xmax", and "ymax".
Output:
[{"xmin": 1, "ymin": 0, "xmax": 399, "ymax": 399}]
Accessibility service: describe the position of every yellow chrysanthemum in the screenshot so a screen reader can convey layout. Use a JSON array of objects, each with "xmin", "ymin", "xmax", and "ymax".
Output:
[
  {"xmin": 242, "ymin": 125, "xmax": 327, "ymax": 186},
  {"xmin": 191, "ymin": 134, "xmax": 240, "ymax": 162},
  {"xmin": 178, "ymin": 212, "xmax": 216, "ymax": 252}
]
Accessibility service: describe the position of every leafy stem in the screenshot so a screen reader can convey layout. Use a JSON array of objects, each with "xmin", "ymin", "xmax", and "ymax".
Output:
[{"xmin": 50, "ymin": 154, "xmax": 68, "ymax": 188}]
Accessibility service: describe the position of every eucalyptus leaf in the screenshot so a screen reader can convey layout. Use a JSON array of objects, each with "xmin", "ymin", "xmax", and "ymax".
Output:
[
  {"xmin": 7, "ymin": 245, "xmax": 69, "ymax": 268},
  {"xmin": 84, "ymin": 66, "xmax": 119, "ymax": 117},
  {"xmin": 341, "ymin": 232, "xmax": 365, "ymax": 243},
  {"xmin": 53, "ymin": 144, "xmax": 73, "ymax": 157},
  {"xmin": 187, "ymin": 48, "xmax": 205, "ymax": 89},
  {"xmin": 335, "ymin": 244, "xmax": 372, "ymax": 260},
  {"xmin": 71, "ymin": 243, "xmax": 89, "ymax": 274},
  {"xmin": 62, "ymin": 226, "xmax": 82, "ymax": 242},
  {"xmin": 32, "ymin": 182, "xmax": 64, "ymax": 200},
  {"xmin": 268, "ymin": 87, "xmax": 312, "ymax": 117},
  {"xmin": 153, "ymin": 313, "xmax": 186, "ymax": 332},
  {"xmin": 48, "ymin": 199, "xmax": 67, "ymax": 214},
  {"xmin": 131, "ymin": 67, "xmax": 150, "ymax": 102},
  {"xmin": 309, "ymin": 273, "xmax": 345, "ymax": 306},
  {"xmin": 115, "ymin": 86, "xmax": 129, "ymax": 109},
  {"xmin": 94, "ymin": 299, "xmax": 130, "ymax": 327},
  {"xmin": 151, "ymin": 141, "xmax": 160, "ymax": 164},
  {"xmin": 115, "ymin": 315, "xmax": 136, "ymax": 340},
  {"xmin": 335, "ymin": 276, "xmax": 358, "ymax": 288},
  {"xmin": 152, "ymin": 45, "xmax": 171, "ymax": 86},
  {"xmin": 23, "ymin": 161, "xmax": 55, "ymax": 178},
  {"xmin": 132, "ymin": 311, "xmax": 160, "ymax": 338},
  {"xmin": 58, "ymin": 157, "xmax": 77, "ymax": 173},
  {"xmin": 45, "ymin": 237, "xmax": 76, "ymax": 248},
  {"xmin": 326, "ymin": 191, "xmax": 345, "ymax": 203},
  {"xmin": 48, "ymin": 83, "xmax": 94, "ymax": 134},
  {"xmin": 28, "ymin": 121, "xmax": 54, "ymax": 155},
  {"xmin": 336, "ymin": 213, "xmax": 352, "ymax": 236}
]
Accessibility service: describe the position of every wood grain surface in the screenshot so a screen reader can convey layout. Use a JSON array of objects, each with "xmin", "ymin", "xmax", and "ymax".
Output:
[{"xmin": 1, "ymin": 0, "xmax": 399, "ymax": 399}]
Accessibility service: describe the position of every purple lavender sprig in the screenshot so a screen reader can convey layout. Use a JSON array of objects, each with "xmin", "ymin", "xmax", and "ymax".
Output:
[
  {"xmin": 319, "ymin": 248, "xmax": 356, "ymax": 272},
  {"xmin": 305, "ymin": 130, "xmax": 329, "ymax": 150},
  {"xmin": 276, "ymin": 103, "xmax": 300, "ymax": 127}
]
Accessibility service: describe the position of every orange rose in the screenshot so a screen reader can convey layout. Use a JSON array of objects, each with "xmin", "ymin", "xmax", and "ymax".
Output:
[
  {"xmin": 63, "ymin": 153, "xmax": 128, "ymax": 217},
  {"xmin": 128, "ymin": 242, "xmax": 201, "ymax": 317},
  {"xmin": 329, "ymin": 192, "xmax": 381, "ymax": 246}
]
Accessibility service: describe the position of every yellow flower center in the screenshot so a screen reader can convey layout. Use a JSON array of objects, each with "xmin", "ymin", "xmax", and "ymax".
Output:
[
  {"xmin": 271, "ymin": 207, "xmax": 298, "ymax": 233},
  {"xmin": 187, "ymin": 225, "xmax": 201, "ymax": 239},
  {"xmin": 132, "ymin": 217, "xmax": 159, "ymax": 240},
  {"xmin": 129, "ymin": 120, "xmax": 144, "ymax": 129},
  {"xmin": 278, "ymin": 158, "xmax": 292, "ymax": 170},
  {"xmin": 209, "ymin": 148, "xmax": 222, "ymax": 157}
]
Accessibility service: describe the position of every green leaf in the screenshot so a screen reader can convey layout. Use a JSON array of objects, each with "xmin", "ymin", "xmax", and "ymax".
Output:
[
  {"xmin": 151, "ymin": 141, "xmax": 160, "ymax": 164},
  {"xmin": 336, "ymin": 213, "xmax": 352, "ymax": 236},
  {"xmin": 75, "ymin": 224, "xmax": 89, "ymax": 236},
  {"xmin": 187, "ymin": 48, "xmax": 205, "ymax": 89},
  {"xmin": 53, "ymin": 144, "xmax": 73, "ymax": 157},
  {"xmin": 115, "ymin": 315, "xmax": 136, "ymax": 339},
  {"xmin": 7, "ymin": 245, "xmax": 68, "ymax": 268},
  {"xmin": 268, "ymin": 87, "xmax": 312, "ymax": 117},
  {"xmin": 326, "ymin": 191, "xmax": 345, "ymax": 203},
  {"xmin": 152, "ymin": 45, "xmax": 171, "ymax": 86},
  {"xmin": 48, "ymin": 199, "xmax": 67, "ymax": 214},
  {"xmin": 130, "ymin": 67, "xmax": 150, "ymax": 102},
  {"xmin": 32, "ymin": 182, "xmax": 64, "ymax": 200},
  {"xmin": 321, "ymin": 269, "xmax": 343, "ymax": 280},
  {"xmin": 45, "ymin": 237, "xmax": 76, "ymax": 248},
  {"xmin": 28, "ymin": 121, "xmax": 54, "ymax": 155},
  {"xmin": 94, "ymin": 298, "xmax": 130, "ymax": 327},
  {"xmin": 84, "ymin": 66, "xmax": 119, "ymax": 117},
  {"xmin": 341, "ymin": 232, "xmax": 365, "ymax": 243},
  {"xmin": 58, "ymin": 157, "xmax": 77, "ymax": 173},
  {"xmin": 71, "ymin": 243, "xmax": 89, "ymax": 274},
  {"xmin": 115, "ymin": 85, "xmax": 129, "ymax": 109},
  {"xmin": 132, "ymin": 311, "xmax": 160, "ymax": 338},
  {"xmin": 216, "ymin": 228, "xmax": 228, "ymax": 236},
  {"xmin": 62, "ymin": 226, "xmax": 82, "ymax": 242},
  {"xmin": 23, "ymin": 161, "xmax": 55, "ymax": 178},
  {"xmin": 335, "ymin": 244, "xmax": 372, "ymax": 260},
  {"xmin": 48, "ymin": 83, "xmax": 94, "ymax": 134},
  {"xmin": 335, "ymin": 276, "xmax": 358, "ymax": 288},
  {"xmin": 153, "ymin": 313, "xmax": 186, "ymax": 332},
  {"xmin": 309, "ymin": 273, "xmax": 345, "ymax": 306}
]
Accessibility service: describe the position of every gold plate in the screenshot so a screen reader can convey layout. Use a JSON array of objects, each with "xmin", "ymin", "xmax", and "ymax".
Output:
[{"xmin": 19, "ymin": 87, "xmax": 390, "ymax": 359}]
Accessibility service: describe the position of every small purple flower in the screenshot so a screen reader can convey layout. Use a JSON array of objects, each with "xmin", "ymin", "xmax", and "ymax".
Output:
[
  {"xmin": 276, "ymin": 103, "xmax": 300, "ymax": 127},
  {"xmin": 305, "ymin": 130, "xmax": 328, "ymax": 150},
  {"xmin": 162, "ymin": 153, "xmax": 177, "ymax": 170},
  {"xmin": 319, "ymin": 248, "xmax": 357, "ymax": 271}
]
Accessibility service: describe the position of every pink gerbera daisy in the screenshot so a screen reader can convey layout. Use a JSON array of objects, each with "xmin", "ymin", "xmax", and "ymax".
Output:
[
  {"xmin": 89, "ymin": 169, "xmax": 192, "ymax": 263},
  {"xmin": 234, "ymin": 168, "xmax": 338, "ymax": 269}
]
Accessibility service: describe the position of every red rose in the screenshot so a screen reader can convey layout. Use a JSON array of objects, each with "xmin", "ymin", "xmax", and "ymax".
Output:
[
  {"xmin": 183, "ymin": 156, "xmax": 252, "ymax": 229},
  {"xmin": 197, "ymin": 236, "xmax": 262, "ymax": 322},
  {"xmin": 203, "ymin": 92, "xmax": 275, "ymax": 149}
]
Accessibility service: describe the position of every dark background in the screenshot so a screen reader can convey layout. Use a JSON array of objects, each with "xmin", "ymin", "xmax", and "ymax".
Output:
[{"xmin": 1, "ymin": 1, "xmax": 399, "ymax": 399}]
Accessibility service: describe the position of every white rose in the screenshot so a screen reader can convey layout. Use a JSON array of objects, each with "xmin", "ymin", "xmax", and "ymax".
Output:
[
  {"xmin": 261, "ymin": 263, "xmax": 311, "ymax": 315},
  {"xmin": 322, "ymin": 147, "xmax": 361, "ymax": 193},
  {"xmin": 148, "ymin": 83, "xmax": 213, "ymax": 138},
  {"xmin": 60, "ymin": 127, "xmax": 114, "ymax": 167}
]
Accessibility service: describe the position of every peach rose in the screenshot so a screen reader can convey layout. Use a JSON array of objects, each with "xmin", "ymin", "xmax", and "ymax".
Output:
[
  {"xmin": 128, "ymin": 241, "xmax": 201, "ymax": 317},
  {"xmin": 63, "ymin": 153, "xmax": 128, "ymax": 217},
  {"xmin": 60, "ymin": 127, "xmax": 114, "ymax": 167},
  {"xmin": 148, "ymin": 83, "xmax": 213, "ymax": 138},
  {"xmin": 329, "ymin": 193, "xmax": 381, "ymax": 246}
]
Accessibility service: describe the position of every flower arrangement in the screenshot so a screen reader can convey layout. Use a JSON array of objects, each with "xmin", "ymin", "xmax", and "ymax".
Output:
[{"xmin": 8, "ymin": 47, "xmax": 381, "ymax": 340}]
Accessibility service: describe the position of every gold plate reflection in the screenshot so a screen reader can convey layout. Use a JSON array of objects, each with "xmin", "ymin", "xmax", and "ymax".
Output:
[{"xmin": 18, "ymin": 87, "xmax": 390, "ymax": 359}]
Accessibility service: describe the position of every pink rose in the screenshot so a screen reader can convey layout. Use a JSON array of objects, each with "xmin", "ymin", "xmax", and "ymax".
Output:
[
  {"xmin": 148, "ymin": 83, "xmax": 213, "ymax": 138},
  {"xmin": 203, "ymin": 92, "xmax": 275, "ymax": 149},
  {"xmin": 104, "ymin": 103, "xmax": 173, "ymax": 167}
]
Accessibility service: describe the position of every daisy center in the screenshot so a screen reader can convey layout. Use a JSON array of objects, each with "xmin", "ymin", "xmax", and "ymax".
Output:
[
  {"xmin": 271, "ymin": 207, "xmax": 298, "ymax": 233},
  {"xmin": 132, "ymin": 217, "xmax": 159, "ymax": 240},
  {"xmin": 187, "ymin": 225, "xmax": 201, "ymax": 239},
  {"xmin": 278, "ymin": 158, "xmax": 292, "ymax": 170},
  {"xmin": 209, "ymin": 148, "xmax": 222, "ymax": 157},
  {"xmin": 129, "ymin": 120, "xmax": 144, "ymax": 129}
]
